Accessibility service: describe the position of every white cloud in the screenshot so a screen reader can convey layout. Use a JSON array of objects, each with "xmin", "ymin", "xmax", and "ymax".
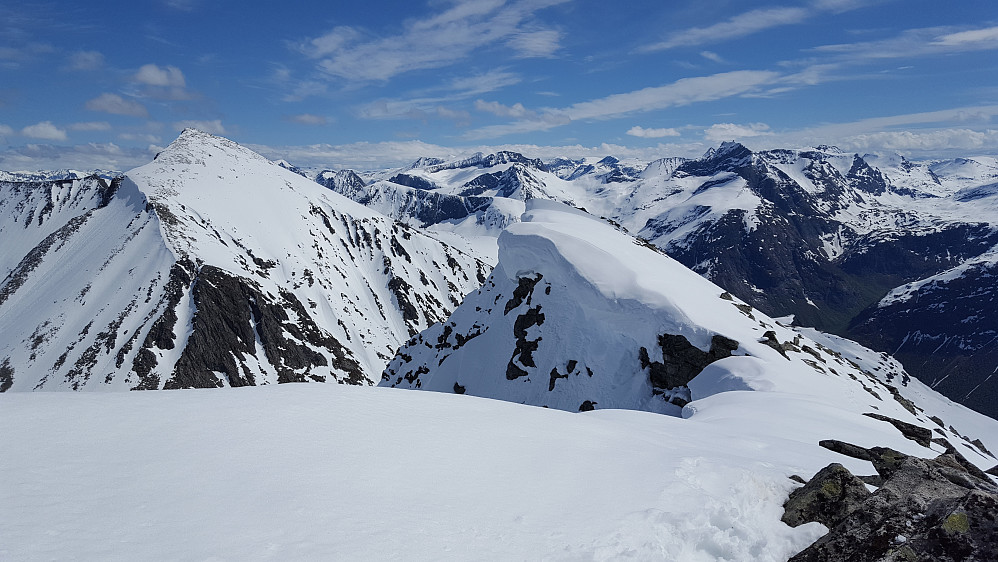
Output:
[
  {"xmin": 932, "ymin": 26, "xmax": 998, "ymax": 47},
  {"xmin": 172, "ymin": 120, "xmax": 227, "ymax": 134},
  {"xmin": 840, "ymin": 129, "xmax": 998, "ymax": 152},
  {"xmin": 475, "ymin": 99, "xmax": 537, "ymax": 119},
  {"xmin": 0, "ymin": 142, "xmax": 155, "ymax": 171},
  {"xmin": 286, "ymin": 113, "xmax": 328, "ymax": 126},
  {"xmin": 22, "ymin": 121, "xmax": 67, "ymax": 141},
  {"xmin": 356, "ymin": 69, "xmax": 523, "ymax": 122},
  {"xmin": 447, "ymin": 69, "xmax": 522, "ymax": 97},
  {"xmin": 704, "ymin": 122, "xmax": 773, "ymax": 142},
  {"xmin": 68, "ymin": 121, "xmax": 111, "ymax": 131},
  {"xmin": 135, "ymin": 64, "xmax": 186, "ymax": 87},
  {"xmin": 119, "ymin": 133, "xmax": 163, "ymax": 143},
  {"xmin": 700, "ymin": 51, "xmax": 725, "ymax": 63},
  {"xmin": 641, "ymin": 1, "xmax": 881, "ymax": 52},
  {"xmin": 627, "ymin": 125, "xmax": 681, "ymax": 138},
  {"xmin": 66, "ymin": 50, "xmax": 104, "ymax": 71},
  {"xmin": 85, "ymin": 93, "xmax": 149, "ymax": 118},
  {"xmin": 642, "ymin": 7, "xmax": 809, "ymax": 51},
  {"xmin": 814, "ymin": 25, "xmax": 998, "ymax": 60},
  {"xmin": 296, "ymin": 0, "xmax": 568, "ymax": 82},
  {"xmin": 508, "ymin": 29, "xmax": 562, "ymax": 58},
  {"xmin": 435, "ymin": 106, "xmax": 471, "ymax": 125},
  {"xmin": 0, "ymin": 124, "xmax": 14, "ymax": 137},
  {"xmin": 729, "ymin": 105, "xmax": 998, "ymax": 157},
  {"xmin": 465, "ymin": 70, "xmax": 782, "ymax": 139}
]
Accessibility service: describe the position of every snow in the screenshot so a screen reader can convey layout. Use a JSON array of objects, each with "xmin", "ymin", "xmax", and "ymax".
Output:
[{"xmin": 0, "ymin": 384, "xmax": 887, "ymax": 561}]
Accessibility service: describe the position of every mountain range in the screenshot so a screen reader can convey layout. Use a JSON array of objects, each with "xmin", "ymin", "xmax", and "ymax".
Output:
[
  {"xmin": 321, "ymin": 142, "xmax": 998, "ymax": 419},
  {"xmin": 3, "ymin": 130, "xmax": 997, "ymax": 560}
]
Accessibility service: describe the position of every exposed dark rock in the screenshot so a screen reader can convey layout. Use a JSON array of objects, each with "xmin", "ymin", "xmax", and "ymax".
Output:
[
  {"xmin": 164, "ymin": 265, "xmax": 362, "ymax": 389},
  {"xmin": 130, "ymin": 261, "xmax": 196, "ymax": 390},
  {"xmin": 641, "ymin": 333, "xmax": 739, "ymax": 390},
  {"xmin": 504, "ymin": 273, "xmax": 543, "ymax": 315},
  {"xmin": 970, "ymin": 439, "xmax": 995, "ymax": 459},
  {"xmin": 782, "ymin": 463, "xmax": 871, "ymax": 528},
  {"xmin": 819, "ymin": 439, "xmax": 874, "ymax": 461},
  {"xmin": 759, "ymin": 330, "xmax": 790, "ymax": 359},
  {"xmin": 388, "ymin": 173, "xmax": 439, "ymax": 191},
  {"xmin": 579, "ymin": 400, "xmax": 596, "ymax": 412},
  {"xmin": 548, "ymin": 367, "xmax": 568, "ymax": 391},
  {"xmin": 506, "ymin": 305, "xmax": 545, "ymax": 380},
  {"xmin": 0, "ymin": 357, "xmax": 13, "ymax": 392},
  {"xmin": 453, "ymin": 382, "xmax": 465, "ymax": 394},
  {"xmin": 863, "ymin": 413, "xmax": 933, "ymax": 447},
  {"xmin": 788, "ymin": 445, "xmax": 998, "ymax": 562}
]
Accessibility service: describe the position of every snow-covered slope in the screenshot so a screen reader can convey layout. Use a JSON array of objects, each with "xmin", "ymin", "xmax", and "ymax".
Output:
[
  {"xmin": 4, "ymin": 377, "xmax": 996, "ymax": 561},
  {"xmin": 0, "ymin": 130, "xmax": 489, "ymax": 391},
  {"xmin": 380, "ymin": 201, "xmax": 997, "ymax": 474}
]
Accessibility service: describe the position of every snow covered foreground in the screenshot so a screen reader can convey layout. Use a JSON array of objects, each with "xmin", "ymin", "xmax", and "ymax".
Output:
[
  {"xmin": 0, "ymin": 384, "xmax": 995, "ymax": 560},
  {"xmin": 3, "ymin": 381, "xmax": 994, "ymax": 561}
]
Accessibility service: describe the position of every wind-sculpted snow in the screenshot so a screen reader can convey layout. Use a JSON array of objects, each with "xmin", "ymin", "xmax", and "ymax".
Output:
[
  {"xmin": 0, "ymin": 129, "xmax": 489, "ymax": 391},
  {"xmin": 381, "ymin": 200, "xmax": 997, "ymax": 461}
]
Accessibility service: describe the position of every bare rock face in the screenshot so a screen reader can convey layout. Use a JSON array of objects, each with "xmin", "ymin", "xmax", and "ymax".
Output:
[{"xmin": 786, "ymin": 441, "xmax": 998, "ymax": 561}]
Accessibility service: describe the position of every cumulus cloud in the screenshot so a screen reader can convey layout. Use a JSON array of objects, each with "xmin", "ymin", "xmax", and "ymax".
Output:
[
  {"xmin": 22, "ymin": 121, "xmax": 67, "ymax": 141},
  {"xmin": 172, "ymin": 120, "xmax": 227, "ymax": 134},
  {"xmin": 704, "ymin": 122, "xmax": 773, "ymax": 142},
  {"xmin": 135, "ymin": 64, "xmax": 186, "ymax": 87},
  {"xmin": 286, "ymin": 113, "xmax": 328, "ymax": 126},
  {"xmin": 85, "ymin": 93, "xmax": 149, "ymax": 118},
  {"xmin": 68, "ymin": 121, "xmax": 111, "ymax": 131},
  {"xmin": 66, "ymin": 50, "xmax": 104, "ymax": 71},
  {"xmin": 296, "ymin": 0, "xmax": 568, "ymax": 83},
  {"xmin": 627, "ymin": 125, "xmax": 681, "ymax": 138}
]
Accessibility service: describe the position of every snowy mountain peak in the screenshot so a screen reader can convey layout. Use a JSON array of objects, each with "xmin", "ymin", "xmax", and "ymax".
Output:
[{"xmin": 1, "ymin": 131, "xmax": 490, "ymax": 392}]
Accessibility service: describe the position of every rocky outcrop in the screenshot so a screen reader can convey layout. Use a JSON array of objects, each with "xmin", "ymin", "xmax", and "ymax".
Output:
[
  {"xmin": 786, "ymin": 441, "xmax": 998, "ymax": 561},
  {"xmin": 639, "ymin": 333, "xmax": 739, "ymax": 391}
]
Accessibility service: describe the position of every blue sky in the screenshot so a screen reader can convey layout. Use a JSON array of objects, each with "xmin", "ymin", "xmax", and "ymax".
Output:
[{"xmin": 1, "ymin": 0, "xmax": 997, "ymax": 170}]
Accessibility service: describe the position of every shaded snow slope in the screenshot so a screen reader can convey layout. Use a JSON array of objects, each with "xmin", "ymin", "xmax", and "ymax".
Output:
[
  {"xmin": 380, "ymin": 201, "xmax": 998, "ymax": 479},
  {"xmin": 4, "ymin": 381, "xmax": 996, "ymax": 561},
  {"xmin": 0, "ymin": 130, "xmax": 489, "ymax": 391}
]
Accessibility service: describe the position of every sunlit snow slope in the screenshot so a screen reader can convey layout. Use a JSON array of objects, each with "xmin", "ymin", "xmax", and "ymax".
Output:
[{"xmin": 0, "ymin": 130, "xmax": 489, "ymax": 391}]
